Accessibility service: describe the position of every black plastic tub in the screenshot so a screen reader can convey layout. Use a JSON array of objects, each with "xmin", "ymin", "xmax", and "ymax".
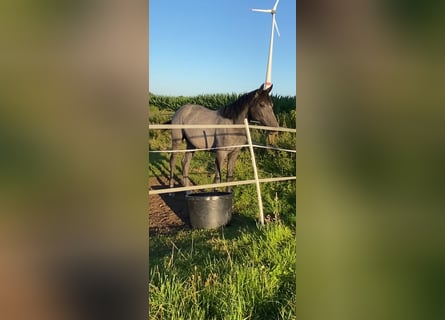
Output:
[{"xmin": 185, "ymin": 192, "xmax": 233, "ymax": 229}]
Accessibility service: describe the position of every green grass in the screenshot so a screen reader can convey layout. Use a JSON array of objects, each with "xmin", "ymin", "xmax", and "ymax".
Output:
[
  {"xmin": 149, "ymin": 93, "xmax": 296, "ymax": 319},
  {"xmin": 149, "ymin": 223, "xmax": 296, "ymax": 320}
]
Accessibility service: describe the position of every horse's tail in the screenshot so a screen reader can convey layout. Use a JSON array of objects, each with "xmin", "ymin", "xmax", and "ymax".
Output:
[
  {"xmin": 160, "ymin": 119, "xmax": 184, "ymax": 143},
  {"xmin": 160, "ymin": 120, "xmax": 171, "ymax": 132}
]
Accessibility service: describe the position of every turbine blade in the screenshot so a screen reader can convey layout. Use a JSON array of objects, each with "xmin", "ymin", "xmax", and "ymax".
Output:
[
  {"xmin": 251, "ymin": 8, "xmax": 272, "ymax": 13},
  {"xmin": 273, "ymin": 16, "xmax": 280, "ymax": 37},
  {"xmin": 273, "ymin": 0, "xmax": 280, "ymax": 11}
]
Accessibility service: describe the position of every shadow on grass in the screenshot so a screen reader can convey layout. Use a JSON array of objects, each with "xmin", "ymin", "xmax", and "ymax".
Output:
[
  {"xmin": 149, "ymin": 151, "xmax": 209, "ymax": 192},
  {"xmin": 149, "ymin": 152, "xmax": 175, "ymax": 185}
]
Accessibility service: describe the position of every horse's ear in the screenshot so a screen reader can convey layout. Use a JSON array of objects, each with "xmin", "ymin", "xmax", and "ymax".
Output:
[
  {"xmin": 259, "ymin": 83, "xmax": 273, "ymax": 94},
  {"xmin": 254, "ymin": 84, "xmax": 263, "ymax": 97}
]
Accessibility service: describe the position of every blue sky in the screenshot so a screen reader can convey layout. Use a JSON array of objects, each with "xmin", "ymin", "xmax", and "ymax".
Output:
[{"xmin": 149, "ymin": 0, "xmax": 296, "ymax": 97}]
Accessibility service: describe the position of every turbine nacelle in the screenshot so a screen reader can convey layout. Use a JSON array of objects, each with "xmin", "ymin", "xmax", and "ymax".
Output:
[{"xmin": 251, "ymin": 0, "xmax": 280, "ymax": 37}]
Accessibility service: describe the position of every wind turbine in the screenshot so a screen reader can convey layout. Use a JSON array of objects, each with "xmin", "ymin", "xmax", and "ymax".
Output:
[{"xmin": 251, "ymin": 0, "xmax": 280, "ymax": 90}]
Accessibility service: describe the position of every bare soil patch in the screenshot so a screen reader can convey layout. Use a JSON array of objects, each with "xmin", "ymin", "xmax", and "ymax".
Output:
[{"xmin": 149, "ymin": 177, "xmax": 191, "ymax": 235}]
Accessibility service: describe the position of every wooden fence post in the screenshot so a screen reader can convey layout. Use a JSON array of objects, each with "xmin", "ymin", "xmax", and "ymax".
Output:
[{"xmin": 244, "ymin": 118, "xmax": 264, "ymax": 226}]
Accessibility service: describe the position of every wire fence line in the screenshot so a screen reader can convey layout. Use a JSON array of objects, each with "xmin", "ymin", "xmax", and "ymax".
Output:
[
  {"xmin": 149, "ymin": 144, "xmax": 250, "ymax": 153},
  {"xmin": 148, "ymin": 143, "xmax": 296, "ymax": 154},
  {"xmin": 148, "ymin": 120, "xmax": 296, "ymax": 225}
]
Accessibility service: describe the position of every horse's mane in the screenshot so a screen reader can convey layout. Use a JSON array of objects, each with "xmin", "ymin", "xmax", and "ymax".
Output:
[{"xmin": 218, "ymin": 89, "xmax": 257, "ymax": 120}]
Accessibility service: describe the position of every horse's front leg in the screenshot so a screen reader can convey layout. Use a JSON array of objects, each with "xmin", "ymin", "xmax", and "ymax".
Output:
[
  {"xmin": 226, "ymin": 149, "xmax": 241, "ymax": 193},
  {"xmin": 214, "ymin": 151, "xmax": 226, "ymax": 192}
]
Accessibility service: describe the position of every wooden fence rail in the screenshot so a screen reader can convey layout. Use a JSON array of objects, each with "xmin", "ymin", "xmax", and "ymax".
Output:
[{"xmin": 149, "ymin": 123, "xmax": 296, "ymax": 133}]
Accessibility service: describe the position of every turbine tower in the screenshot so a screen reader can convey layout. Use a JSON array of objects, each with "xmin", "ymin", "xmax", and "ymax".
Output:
[{"xmin": 251, "ymin": 0, "xmax": 280, "ymax": 90}]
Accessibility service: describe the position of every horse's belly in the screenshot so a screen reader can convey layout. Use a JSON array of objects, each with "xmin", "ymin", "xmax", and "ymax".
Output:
[
  {"xmin": 184, "ymin": 128, "xmax": 215, "ymax": 150},
  {"xmin": 173, "ymin": 105, "xmax": 217, "ymax": 149}
]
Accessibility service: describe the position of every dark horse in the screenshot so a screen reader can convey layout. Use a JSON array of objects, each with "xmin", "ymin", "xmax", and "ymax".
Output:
[{"xmin": 168, "ymin": 84, "xmax": 278, "ymax": 192}]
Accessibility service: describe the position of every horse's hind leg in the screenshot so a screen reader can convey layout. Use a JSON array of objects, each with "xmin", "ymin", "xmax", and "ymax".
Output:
[
  {"xmin": 169, "ymin": 130, "xmax": 182, "ymax": 196},
  {"xmin": 182, "ymin": 149, "xmax": 194, "ymax": 194},
  {"xmin": 169, "ymin": 152, "xmax": 178, "ymax": 188},
  {"xmin": 169, "ymin": 152, "xmax": 179, "ymax": 197}
]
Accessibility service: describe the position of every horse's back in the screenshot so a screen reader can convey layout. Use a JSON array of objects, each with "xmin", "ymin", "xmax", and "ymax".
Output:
[
  {"xmin": 171, "ymin": 104, "xmax": 218, "ymax": 124},
  {"xmin": 171, "ymin": 104, "xmax": 223, "ymax": 149}
]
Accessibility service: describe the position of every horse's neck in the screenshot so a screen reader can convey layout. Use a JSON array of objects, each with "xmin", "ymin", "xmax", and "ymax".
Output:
[
  {"xmin": 218, "ymin": 93, "xmax": 252, "ymax": 124},
  {"xmin": 233, "ymin": 106, "xmax": 249, "ymax": 124},
  {"xmin": 227, "ymin": 99, "xmax": 251, "ymax": 124}
]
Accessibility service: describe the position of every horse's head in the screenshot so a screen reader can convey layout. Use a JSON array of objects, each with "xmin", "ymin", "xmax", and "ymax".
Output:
[{"xmin": 249, "ymin": 84, "xmax": 279, "ymax": 145}]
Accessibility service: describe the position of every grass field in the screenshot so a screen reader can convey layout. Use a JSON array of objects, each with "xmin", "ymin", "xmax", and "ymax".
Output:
[{"xmin": 149, "ymin": 93, "xmax": 296, "ymax": 319}]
